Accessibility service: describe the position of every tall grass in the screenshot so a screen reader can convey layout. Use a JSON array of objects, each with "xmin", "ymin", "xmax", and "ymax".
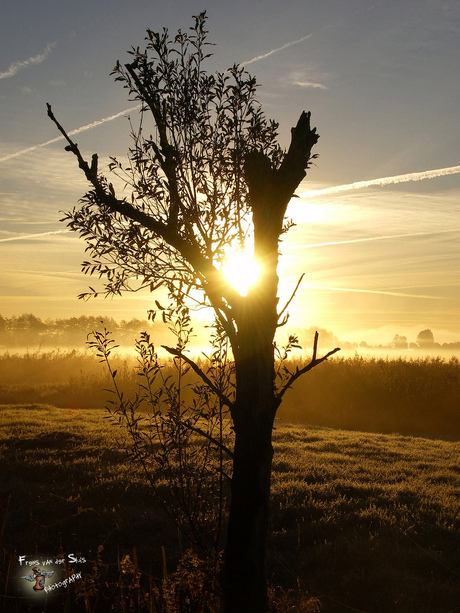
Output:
[
  {"xmin": 1, "ymin": 351, "xmax": 460, "ymax": 439},
  {"xmin": 278, "ymin": 355, "xmax": 460, "ymax": 440},
  {"xmin": 0, "ymin": 349, "xmax": 140, "ymax": 409}
]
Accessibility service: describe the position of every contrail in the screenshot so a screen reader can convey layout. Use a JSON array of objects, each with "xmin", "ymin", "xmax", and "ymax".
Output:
[
  {"xmin": 0, "ymin": 229, "xmax": 71, "ymax": 243},
  {"xmin": 0, "ymin": 104, "xmax": 141, "ymax": 164},
  {"xmin": 242, "ymin": 34, "xmax": 313, "ymax": 66},
  {"xmin": 286, "ymin": 229, "xmax": 460, "ymax": 250},
  {"xmin": 299, "ymin": 165, "xmax": 460, "ymax": 198},
  {"xmin": 304, "ymin": 285, "xmax": 446, "ymax": 300},
  {"xmin": 241, "ymin": 16, "xmax": 345, "ymax": 67},
  {"xmin": 0, "ymin": 42, "xmax": 56, "ymax": 79}
]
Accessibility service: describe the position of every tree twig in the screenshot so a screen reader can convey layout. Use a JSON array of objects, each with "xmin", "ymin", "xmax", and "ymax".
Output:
[
  {"xmin": 276, "ymin": 331, "xmax": 340, "ymax": 402},
  {"xmin": 277, "ymin": 273, "xmax": 304, "ymax": 325}
]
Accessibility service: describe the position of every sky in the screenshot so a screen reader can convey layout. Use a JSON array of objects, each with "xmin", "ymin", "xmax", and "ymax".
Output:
[{"xmin": 0, "ymin": 0, "xmax": 459, "ymax": 346}]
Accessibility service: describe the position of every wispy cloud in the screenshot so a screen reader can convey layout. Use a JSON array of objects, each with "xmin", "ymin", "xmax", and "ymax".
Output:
[
  {"xmin": 0, "ymin": 229, "xmax": 70, "ymax": 243},
  {"xmin": 0, "ymin": 42, "xmax": 56, "ymax": 79},
  {"xmin": 0, "ymin": 105, "xmax": 141, "ymax": 164},
  {"xmin": 293, "ymin": 80, "xmax": 328, "ymax": 89},
  {"xmin": 300, "ymin": 165, "xmax": 460, "ymax": 198},
  {"xmin": 242, "ymin": 34, "xmax": 313, "ymax": 66}
]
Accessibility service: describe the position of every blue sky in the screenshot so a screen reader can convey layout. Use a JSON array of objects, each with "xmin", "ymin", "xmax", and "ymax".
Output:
[{"xmin": 0, "ymin": 0, "xmax": 459, "ymax": 345}]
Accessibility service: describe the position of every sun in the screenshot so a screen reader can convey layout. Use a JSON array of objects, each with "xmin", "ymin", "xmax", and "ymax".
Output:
[{"xmin": 222, "ymin": 250, "xmax": 261, "ymax": 296}]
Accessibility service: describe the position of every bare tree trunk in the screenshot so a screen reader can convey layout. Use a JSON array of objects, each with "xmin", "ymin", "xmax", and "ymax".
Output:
[
  {"xmin": 222, "ymin": 412, "xmax": 274, "ymax": 612},
  {"xmin": 222, "ymin": 299, "xmax": 278, "ymax": 613}
]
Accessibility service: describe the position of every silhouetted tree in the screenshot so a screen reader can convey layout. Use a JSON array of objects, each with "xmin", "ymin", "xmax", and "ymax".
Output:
[
  {"xmin": 391, "ymin": 334, "xmax": 408, "ymax": 350},
  {"xmin": 48, "ymin": 13, "xmax": 339, "ymax": 612},
  {"xmin": 417, "ymin": 329, "xmax": 435, "ymax": 348}
]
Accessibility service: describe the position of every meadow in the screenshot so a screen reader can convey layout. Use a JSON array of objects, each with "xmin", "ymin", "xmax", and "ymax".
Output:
[
  {"xmin": 1, "ymin": 351, "xmax": 460, "ymax": 611},
  {"xmin": 1, "ymin": 404, "xmax": 459, "ymax": 612}
]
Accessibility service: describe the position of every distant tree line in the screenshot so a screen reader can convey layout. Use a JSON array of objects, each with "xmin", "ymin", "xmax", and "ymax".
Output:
[
  {"xmin": 383, "ymin": 329, "xmax": 460, "ymax": 352},
  {"xmin": 0, "ymin": 313, "xmax": 162, "ymax": 348},
  {"xmin": 294, "ymin": 327, "xmax": 460, "ymax": 354},
  {"xmin": 2, "ymin": 315, "xmax": 459, "ymax": 354}
]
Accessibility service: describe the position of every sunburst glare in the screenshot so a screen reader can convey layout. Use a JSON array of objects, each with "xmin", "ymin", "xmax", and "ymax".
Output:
[{"xmin": 222, "ymin": 250, "xmax": 261, "ymax": 296}]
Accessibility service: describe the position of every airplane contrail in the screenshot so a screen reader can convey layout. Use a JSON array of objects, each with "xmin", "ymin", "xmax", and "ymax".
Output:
[
  {"xmin": 0, "ymin": 229, "xmax": 71, "ymax": 243},
  {"xmin": 286, "ymin": 229, "xmax": 460, "ymax": 250},
  {"xmin": 241, "ymin": 15, "xmax": 345, "ymax": 67},
  {"xmin": 0, "ymin": 104, "xmax": 141, "ymax": 164},
  {"xmin": 303, "ymin": 285, "xmax": 447, "ymax": 300},
  {"xmin": 0, "ymin": 42, "xmax": 56, "ymax": 79},
  {"xmin": 242, "ymin": 34, "xmax": 313, "ymax": 66},
  {"xmin": 299, "ymin": 165, "xmax": 460, "ymax": 198}
]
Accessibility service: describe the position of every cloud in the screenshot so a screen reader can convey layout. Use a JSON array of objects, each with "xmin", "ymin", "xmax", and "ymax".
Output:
[
  {"xmin": 0, "ymin": 229, "xmax": 70, "ymax": 243},
  {"xmin": 0, "ymin": 105, "xmax": 141, "ymax": 164},
  {"xmin": 293, "ymin": 80, "xmax": 328, "ymax": 89},
  {"xmin": 299, "ymin": 165, "xmax": 460, "ymax": 198},
  {"xmin": 242, "ymin": 34, "xmax": 313, "ymax": 66},
  {"xmin": 0, "ymin": 42, "xmax": 56, "ymax": 79}
]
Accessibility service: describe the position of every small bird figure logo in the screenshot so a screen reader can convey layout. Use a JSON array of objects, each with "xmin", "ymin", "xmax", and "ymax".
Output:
[{"xmin": 22, "ymin": 566, "xmax": 54, "ymax": 591}]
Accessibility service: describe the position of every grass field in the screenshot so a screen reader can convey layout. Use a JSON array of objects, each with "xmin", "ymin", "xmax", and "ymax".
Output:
[{"xmin": 1, "ymin": 404, "xmax": 459, "ymax": 612}]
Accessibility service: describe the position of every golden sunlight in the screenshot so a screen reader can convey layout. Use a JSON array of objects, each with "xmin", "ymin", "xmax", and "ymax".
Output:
[{"xmin": 222, "ymin": 250, "xmax": 261, "ymax": 296}]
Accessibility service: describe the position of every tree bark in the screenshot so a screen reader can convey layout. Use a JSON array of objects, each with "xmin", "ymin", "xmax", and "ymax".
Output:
[
  {"xmin": 222, "ymin": 304, "xmax": 277, "ymax": 613},
  {"xmin": 222, "ymin": 411, "xmax": 275, "ymax": 613}
]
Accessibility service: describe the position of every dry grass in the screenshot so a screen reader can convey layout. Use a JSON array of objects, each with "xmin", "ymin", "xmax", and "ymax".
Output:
[{"xmin": 1, "ymin": 404, "xmax": 459, "ymax": 611}]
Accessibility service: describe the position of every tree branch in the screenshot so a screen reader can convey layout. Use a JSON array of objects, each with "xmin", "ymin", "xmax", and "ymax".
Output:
[
  {"xmin": 277, "ymin": 273, "xmax": 304, "ymax": 326},
  {"xmin": 277, "ymin": 110, "xmax": 319, "ymax": 196},
  {"xmin": 125, "ymin": 61, "xmax": 182, "ymax": 229},
  {"xmin": 47, "ymin": 104, "xmax": 243, "ymax": 327},
  {"xmin": 275, "ymin": 331, "xmax": 340, "ymax": 402},
  {"xmin": 161, "ymin": 344, "xmax": 235, "ymax": 410}
]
